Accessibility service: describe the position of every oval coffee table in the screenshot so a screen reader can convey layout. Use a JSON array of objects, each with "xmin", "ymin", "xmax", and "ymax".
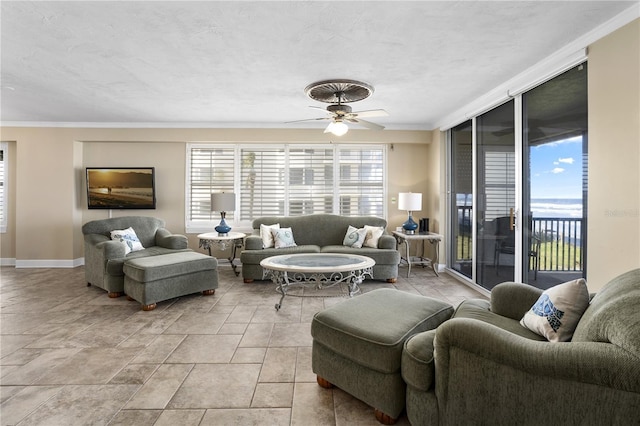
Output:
[{"xmin": 260, "ymin": 253, "xmax": 375, "ymax": 311}]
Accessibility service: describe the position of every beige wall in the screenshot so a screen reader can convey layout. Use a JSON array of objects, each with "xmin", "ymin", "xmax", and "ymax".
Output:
[
  {"xmin": 0, "ymin": 141, "xmax": 17, "ymax": 264},
  {"xmin": 0, "ymin": 127, "xmax": 432, "ymax": 264},
  {"xmin": 587, "ymin": 19, "xmax": 640, "ymax": 290}
]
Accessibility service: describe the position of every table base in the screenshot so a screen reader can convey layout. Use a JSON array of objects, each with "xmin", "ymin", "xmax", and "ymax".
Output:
[
  {"xmin": 199, "ymin": 238, "xmax": 243, "ymax": 276},
  {"xmin": 265, "ymin": 268, "xmax": 373, "ymax": 311}
]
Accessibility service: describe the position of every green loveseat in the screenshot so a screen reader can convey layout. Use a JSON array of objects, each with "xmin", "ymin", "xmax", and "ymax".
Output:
[
  {"xmin": 240, "ymin": 214, "xmax": 400, "ymax": 283},
  {"xmin": 402, "ymin": 268, "xmax": 640, "ymax": 425}
]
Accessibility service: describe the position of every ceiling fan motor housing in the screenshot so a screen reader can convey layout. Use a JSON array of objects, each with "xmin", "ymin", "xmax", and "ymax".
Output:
[{"xmin": 327, "ymin": 104, "xmax": 352, "ymax": 116}]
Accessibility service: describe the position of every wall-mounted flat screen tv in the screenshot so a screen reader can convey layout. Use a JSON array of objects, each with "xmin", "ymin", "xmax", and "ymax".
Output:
[{"xmin": 86, "ymin": 167, "xmax": 156, "ymax": 209}]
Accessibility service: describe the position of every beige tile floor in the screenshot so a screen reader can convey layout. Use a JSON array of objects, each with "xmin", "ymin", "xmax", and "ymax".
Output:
[{"xmin": 1, "ymin": 263, "xmax": 486, "ymax": 426}]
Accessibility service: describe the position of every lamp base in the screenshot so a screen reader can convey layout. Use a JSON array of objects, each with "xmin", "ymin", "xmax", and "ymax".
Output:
[
  {"xmin": 402, "ymin": 214, "xmax": 418, "ymax": 234},
  {"xmin": 215, "ymin": 217, "xmax": 231, "ymax": 236}
]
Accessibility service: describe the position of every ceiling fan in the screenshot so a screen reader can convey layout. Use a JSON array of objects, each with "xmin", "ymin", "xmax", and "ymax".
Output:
[{"xmin": 288, "ymin": 79, "xmax": 388, "ymax": 136}]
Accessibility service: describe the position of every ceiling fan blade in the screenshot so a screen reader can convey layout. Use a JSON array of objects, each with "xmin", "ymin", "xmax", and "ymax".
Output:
[
  {"xmin": 347, "ymin": 118, "xmax": 385, "ymax": 131},
  {"xmin": 352, "ymin": 109, "xmax": 388, "ymax": 118},
  {"xmin": 285, "ymin": 117, "xmax": 330, "ymax": 124},
  {"xmin": 309, "ymin": 105, "xmax": 337, "ymax": 116}
]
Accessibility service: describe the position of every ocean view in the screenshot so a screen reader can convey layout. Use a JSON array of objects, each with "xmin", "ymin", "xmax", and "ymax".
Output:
[
  {"xmin": 530, "ymin": 198, "xmax": 583, "ymax": 218},
  {"xmin": 455, "ymin": 196, "xmax": 585, "ymax": 245}
]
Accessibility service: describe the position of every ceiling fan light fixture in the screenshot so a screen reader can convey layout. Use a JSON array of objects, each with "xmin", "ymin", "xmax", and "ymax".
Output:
[{"xmin": 325, "ymin": 120, "xmax": 349, "ymax": 136}]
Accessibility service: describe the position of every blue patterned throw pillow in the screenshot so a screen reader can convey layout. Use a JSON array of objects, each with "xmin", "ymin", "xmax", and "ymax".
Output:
[
  {"xmin": 110, "ymin": 227, "xmax": 145, "ymax": 255},
  {"xmin": 272, "ymin": 227, "xmax": 297, "ymax": 248},
  {"xmin": 343, "ymin": 225, "xmax": 367, "ymax": 248},
  {"xmin": 520, "ymin": 278, "xmax": 590, "ymax": 342}
]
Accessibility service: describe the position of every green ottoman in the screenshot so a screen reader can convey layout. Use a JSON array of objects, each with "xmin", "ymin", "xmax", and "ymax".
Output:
[
  {"xmin": 311, "ymin": 288, "xmax": 453, "ymax": 424},
  {"xmin": 123, "ymin": 251, "xmax": 218, "ymax": 311}
]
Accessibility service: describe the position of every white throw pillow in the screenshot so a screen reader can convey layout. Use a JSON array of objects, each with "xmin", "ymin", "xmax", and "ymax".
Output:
[
  {"xmin": 260, "ymin": 223, "xmax": 280, "ymax": 248},
  {"xmin": 520, "ymin": 278, "xmax": 590, "ymax": 342},
  {"xmin": 343, "ymin": 225, "xmax": 367, "ymax": 248},
  {"xmin": 272, "ymin": 227, "xmax": 297, "ymax": 248},
  {"xmin": 110, "ymin": 227, "xmax": 145, "ymax": 255},
  {"xmin": 363, "ymin": 225, "xmax": 384, "ymax": 248}
]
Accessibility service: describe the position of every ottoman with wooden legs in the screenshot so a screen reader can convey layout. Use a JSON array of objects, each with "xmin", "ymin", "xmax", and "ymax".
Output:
[
  {"xmin": 123, "ymin": 251, "xmax": 218, "ymax": 311},
  {"xmin": 311, "ymin": 288, "xmax": 453, "ymax": 424}
]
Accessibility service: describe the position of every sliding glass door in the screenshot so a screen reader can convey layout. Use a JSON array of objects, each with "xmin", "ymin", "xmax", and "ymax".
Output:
[
  {"xmin": 522, "ymin": 64, "xmax": 588, "ymax": 288},
  {"xmin": 450, "ymin": 121, "xmax": 473, "ymax": 279},
  {"xmin": 448, "ymin": 63, "xmax": 588, "ymax": 290},
  {"xmin": 476, "ymin": 100, "xmax": 516, "ymax": 289}
]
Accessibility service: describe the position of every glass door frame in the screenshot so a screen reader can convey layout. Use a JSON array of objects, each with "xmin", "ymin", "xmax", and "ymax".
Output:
[
  {"xmin": 447, "ymin": 62, "xmax": 589, "ymax": 290},
  {"xmin": 471, "ymin": 96, "xmax": 526, "ymax": 285},
  {"xmin": 448, "ymin": 96, "xmax": 528, "ymax": 287}
]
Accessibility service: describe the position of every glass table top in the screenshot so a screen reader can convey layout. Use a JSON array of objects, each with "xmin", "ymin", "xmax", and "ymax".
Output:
[{"xmin": 260, "ymin": 253, "xmax": 375, "ymax": 272}]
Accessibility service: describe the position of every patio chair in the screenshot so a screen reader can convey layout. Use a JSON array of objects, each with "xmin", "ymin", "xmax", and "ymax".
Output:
[{"xmin": 493, "ymin": 216, "xmax": 540, "ymax": 279}]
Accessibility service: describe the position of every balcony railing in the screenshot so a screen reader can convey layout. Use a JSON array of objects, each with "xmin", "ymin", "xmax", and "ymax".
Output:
[
  {"xmin": 454, "ymin": 207, "xmax": 584, "ymax": 273},
  {"xmin": 531, "ymin": 217, "xmax": 583, "ymax": 272}
]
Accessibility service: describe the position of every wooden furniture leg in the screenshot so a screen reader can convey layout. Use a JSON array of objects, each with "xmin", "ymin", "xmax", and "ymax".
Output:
[
  {"xmin": 374, "ymin": 409, "xmax": 397, "ymax": 425},
  {"xmin": 316, "ymin": 376, "xmax": 334, "ymax": 389}
]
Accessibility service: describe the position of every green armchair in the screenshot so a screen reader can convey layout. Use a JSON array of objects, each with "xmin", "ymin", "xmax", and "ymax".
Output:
[
  {"xmin": 82, "ymin": 216, "xmax": 190, "ymax": 297},
  {"xmin": 402, "ymin": 269, "xmax": 640, "ymax": 425}
]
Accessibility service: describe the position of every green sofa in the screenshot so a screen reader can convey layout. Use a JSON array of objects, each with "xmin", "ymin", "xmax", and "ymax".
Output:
[
  {"xmin": 82, "ymin": 216, "xmax": 190, "ymax": 297},
  {"xmin": 240, "ymin": 214, "xmax": 400, "ymax": 283},
  {"xmin": 402, "ymin": 268, "xmax": 640, "ymax": 425}
]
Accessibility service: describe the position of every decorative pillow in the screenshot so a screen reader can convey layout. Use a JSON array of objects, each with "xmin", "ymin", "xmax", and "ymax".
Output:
[
  {"xmin": 343, "ymin": 225, "xmax": 367, "ymax": 248},
  {"xmin": 363, "ymin": 225, "xmax": 384, "ymax": 248},
  {"xmin": 260, "ymin": 223, "xmax": 280, "ymax": 248},
  {"xmin": 110, "ymin": 227, "xmax": 145, "ymax": 255},
  {"xmin": 520, "ymin": 278, "xmax": 590, "ymax": 342},
  {"xmin": 272, "ymin": 227, "xmax": 297, "ymax": 248}
]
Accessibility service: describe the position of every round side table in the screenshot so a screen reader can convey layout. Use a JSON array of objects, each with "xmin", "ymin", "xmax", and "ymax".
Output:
[{"xmin": 198, "ymin": 232, "xmax": 246, "ymax": 276}]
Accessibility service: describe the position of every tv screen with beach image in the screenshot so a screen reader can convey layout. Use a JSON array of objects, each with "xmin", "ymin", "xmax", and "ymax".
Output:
[{"xmin": 86, "ymin": 167, "xmax": 156, "ymax": 209}]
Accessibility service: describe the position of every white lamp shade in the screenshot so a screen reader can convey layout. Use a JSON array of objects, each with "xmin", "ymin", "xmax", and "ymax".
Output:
[
  {"xmin": 324, "ymin": 121, "xmax": 349, "ymax": 136},
  {"xmin": 211, "ymin": 192, "xmax": 235, "ymax": 212},
  {"xmin": 398, "ymin": 192, "xmax": 422, "ymax": 211}
]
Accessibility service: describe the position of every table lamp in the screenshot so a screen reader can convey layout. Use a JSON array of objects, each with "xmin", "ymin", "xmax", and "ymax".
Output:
[
  {"xmin": 211, "ymin": 192, "xmax": 235, "ymax": 236},
  {"xmin": 398, "ymin": 192, "xmax": 422, "ymax": 234}
]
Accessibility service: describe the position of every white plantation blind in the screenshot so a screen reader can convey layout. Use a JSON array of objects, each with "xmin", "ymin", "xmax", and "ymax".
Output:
[
  {"xmin": 288, "ymin": 147, "xmax": 334, "ymax": 216},
  {"xmin": 188, "ymin": 146, "xmax": 235, "ymax": 221},
  {"xmin": 186, "ymin": 143, "xmax": 386, "ymax": 232},
  {"xmin": 484, "ymin": 150, "xmax": 516, "ymax": 220},
  {"xmin": 240, "ymin": 147, "xmax": 285, "ymax": 219},
  {"xmin": 0, "ymin": 142, "xmax": 6, "ymax": 232},
  {"xmin": 338, "ymin": 147, "xmax": 384, "ymax": 216}
]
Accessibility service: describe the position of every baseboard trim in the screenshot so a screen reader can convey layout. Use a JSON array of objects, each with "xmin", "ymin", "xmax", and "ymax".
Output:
[
  {"xmin": 14, "ymin": 258, "xmax": 84, "ymax": 268},
  {"xmin": 0, "ymin": 258, "xmax": 16, "ymax": 266}
]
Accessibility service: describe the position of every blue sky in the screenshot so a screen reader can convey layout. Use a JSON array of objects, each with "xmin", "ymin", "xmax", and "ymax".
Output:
[{"xmin": 529, "ymin": 136, "xmax": 583, "ymax": 199}]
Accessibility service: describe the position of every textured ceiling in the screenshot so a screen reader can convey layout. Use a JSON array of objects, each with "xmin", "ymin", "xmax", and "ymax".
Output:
[{"xmin": 1, "ymin": 1, "xmax": 637, "ymax": 130}]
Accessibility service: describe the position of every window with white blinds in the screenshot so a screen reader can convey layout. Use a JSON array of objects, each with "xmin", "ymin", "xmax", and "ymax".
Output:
[
  {"xmin": 188, "ymin": 146, "xmax": 235, "ymax": 222},
  {"xmin": 240, "ymin": 147, "xmax": 285, "ymax": 219},
  {"xmin": 287, "ymin": 147, "xmax": 334, "ymax": 217},
  {"xmin": 338, "ymin": 148, "xmax": 385, "ymax": 217},
  {"xmin": 0, "ymin": 142, "xmax": 7, "ymax": 232},
  {"xmin": 186, "ymin": 143, "xmax": 386, "ymax": 232}
]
